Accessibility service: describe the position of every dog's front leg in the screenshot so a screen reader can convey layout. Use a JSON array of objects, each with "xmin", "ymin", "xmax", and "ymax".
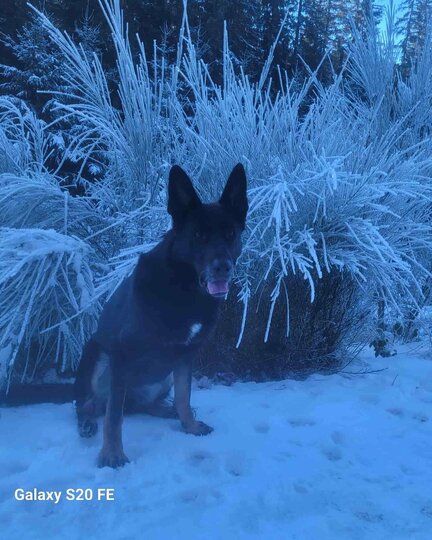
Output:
[
  {"xmin": 98, "ymin": 361, "xmax": 130, "ymax": 468},
  {"xmin": 174, "ymin": 361, "xmax": 213, "ymax": 436}
]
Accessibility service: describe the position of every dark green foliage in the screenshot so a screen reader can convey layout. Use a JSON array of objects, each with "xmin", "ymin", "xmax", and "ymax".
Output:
[
  {"xmin": 198, "ymin": 272, "xmax": 368, "ymax": 380},
  {"xmin": 1, "ymin": 0, "xmax": 387, "ymax": 109},
  {"xmin": 397, "ymin": 0, "xmax": 432, "ymax": 77},
  {"xmin": 0, "ymin": 19, "xmax": 64, "ymax": 108}
]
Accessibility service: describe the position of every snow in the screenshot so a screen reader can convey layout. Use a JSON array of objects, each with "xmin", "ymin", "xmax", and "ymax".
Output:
[{"xmin": 1, "ymin": 344, "xmax": 432, "ymax": 540}]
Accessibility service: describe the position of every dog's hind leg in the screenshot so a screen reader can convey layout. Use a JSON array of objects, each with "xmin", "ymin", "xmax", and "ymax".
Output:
[
  {"xmin": 74, "ymin": 339, "xmax": 105, "ymax": 438},
  {"xmin": 125, "ymin": 375, "xmax": 178, "ymax": 418},
  {"xmin": 77, "ymin": 398, "xmax": 99, "ymax": 438},
  {"xmin": 141, "ymin": 399, "xmax": 179, "ymax": 419},
  {"xmin": 127, "ymin": 398, "xmax": 179, "ymax": 418}
]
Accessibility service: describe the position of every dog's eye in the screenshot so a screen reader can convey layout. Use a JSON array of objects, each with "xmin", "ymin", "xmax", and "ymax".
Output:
[{"xmin": 195, "ymin": 231, "xmax": 207, "ymax": 242}]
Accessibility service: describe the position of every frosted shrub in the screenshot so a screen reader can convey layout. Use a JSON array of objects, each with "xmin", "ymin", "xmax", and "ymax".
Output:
[
  {"xmin": 0, "ymin": 98, "xmax": 106, "ymax": 387},
  {"xmin": 0, "ymin": 0, "xmax": 431, "ymax": 386},
  {"xmin": 179, "ymin": 13, "xmax": 432, "ymax": 373},
  {"xmin": 0, "ymin": 229, "xmax": 99, "ymax": 390},
  {"xmin": 0, "ymin": 97, "xmax": 47, "ymax": 175}
]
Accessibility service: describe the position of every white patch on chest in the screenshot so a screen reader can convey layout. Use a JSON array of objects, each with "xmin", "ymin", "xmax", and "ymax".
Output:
[{"xmin": 184, "ymin": 322, "xmax": 202, "ymax": 345}]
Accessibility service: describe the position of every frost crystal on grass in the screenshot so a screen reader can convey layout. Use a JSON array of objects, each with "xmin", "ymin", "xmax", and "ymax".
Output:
[{"xmin": 0, "ymin": 228, "xmax": 99, "ymax": 389}]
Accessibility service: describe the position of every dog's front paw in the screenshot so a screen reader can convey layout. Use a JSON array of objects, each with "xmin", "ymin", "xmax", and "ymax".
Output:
[
  {"xmin": 182, "ymin": 420, "xmax": 214, "ymax": 436},
  {"xmin": 97, "ymin": 447, "xmax": 130, "ymax": 469}
]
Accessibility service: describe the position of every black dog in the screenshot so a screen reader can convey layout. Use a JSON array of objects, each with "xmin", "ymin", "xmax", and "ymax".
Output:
[{"xmin": 74, "ymin": 164, "xmax": 248, "ymax": 468}]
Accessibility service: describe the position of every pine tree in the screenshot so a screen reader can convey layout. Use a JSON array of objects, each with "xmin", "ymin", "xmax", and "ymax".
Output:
[
  {"xmin": 0, "ymin": 16, "xmax": 65, "ymax": 109},
  {"xmin": 0, "ymin": 5, "xmax": 104, "ymax": 111},
  {"xmin": 398, "ymin": 0, "xmax": 432, "ymax": 76},
  {"xmin": 74, "ymin": 5, "xmax": 103, "ymax": 59},
  {"xmin": 259, "ymin": 0, "xmax": 296, "ymax": 74},
  {"xmin": 299, "ymin": 0, "xmax": 381, "ymax": 75},
  {"xmin": 350, "ymin": 0, "xmax": 380, "ymax": 38},
  {"xmin": 300, "ymin": 1, "xmax": 329, "ymax": 72}
]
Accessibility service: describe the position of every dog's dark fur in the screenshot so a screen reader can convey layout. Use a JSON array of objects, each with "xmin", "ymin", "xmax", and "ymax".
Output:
[{"xmin": 74, "ymin": 164, "xmax": 248, "ymax": 468}]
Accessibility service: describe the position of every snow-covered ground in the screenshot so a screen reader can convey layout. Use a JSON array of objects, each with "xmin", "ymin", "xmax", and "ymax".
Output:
[{"xmin": 1, "ymin": 343, "xmax": 432, "ymax": 540}]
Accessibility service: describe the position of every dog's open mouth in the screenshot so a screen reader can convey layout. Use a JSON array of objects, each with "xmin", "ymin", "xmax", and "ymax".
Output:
[{"xmin": 206, "ymin": 280, "xmax": 229, "ymax": 298}]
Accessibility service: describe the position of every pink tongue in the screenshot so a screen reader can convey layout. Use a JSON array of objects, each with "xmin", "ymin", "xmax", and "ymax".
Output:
[{"xmin": 207, "ymin": 281, "xmax": 229, "ymax": 296}]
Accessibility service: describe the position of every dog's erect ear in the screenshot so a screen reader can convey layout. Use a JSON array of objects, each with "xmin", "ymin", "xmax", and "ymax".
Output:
[
  {"xmin": 219, "ymin": 163, "xmax": 248, "ymax": 229},
  {"xmin": 168, "ymin": 165, "xmax": 201, "ymax": 227}
]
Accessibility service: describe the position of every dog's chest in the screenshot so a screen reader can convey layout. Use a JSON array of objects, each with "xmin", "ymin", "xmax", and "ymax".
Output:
[
  {"xmin": 165, "ymin": 314, "xmax": 212, "ymax": 347},
  {"xmin": 184, "ymin": 322, "xmax": 203, "ymax": 345},
  {"xmin": 128, "ymin": 315, "xmax": 212, "ymax": 381},
  {"xmin": 145, "ymin": 288, "xmax": 218, "ymax": 347}
]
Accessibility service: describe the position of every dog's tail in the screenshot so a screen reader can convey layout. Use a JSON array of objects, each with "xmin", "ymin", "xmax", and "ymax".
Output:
[{"xmin": 74, "ymin": 339, "xmax": 100, "ymax": 438}]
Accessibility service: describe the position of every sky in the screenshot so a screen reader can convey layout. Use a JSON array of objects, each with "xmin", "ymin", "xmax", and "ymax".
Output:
[{"xmin": 378, "ymin": 0, "xmax": 404, "ymax": 44}]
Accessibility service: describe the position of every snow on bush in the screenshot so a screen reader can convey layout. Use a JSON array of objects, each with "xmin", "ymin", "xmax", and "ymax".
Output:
[
  {"xmin": 0, "ymin": 228, "xmax": 99, "ymax": 390},
  {"xmin": 0, "ymin": 97, "xmax": 47, "ymax": 176},
  {"xmin": 0, "ymin": 0, "xmax": 431, "ymax": 385}
]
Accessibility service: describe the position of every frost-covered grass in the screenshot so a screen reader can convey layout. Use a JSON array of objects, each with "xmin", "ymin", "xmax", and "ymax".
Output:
[
  {"xmin": 0, "ymin": 344, "xmax": 431, "ymax": 539},
  {"xmin": 0, "ymin": 0, "xmax": 431, "ymax": 385},
  {"xmin": 0, "ymin": 228, "xmax": 99, "ymax": 390}
]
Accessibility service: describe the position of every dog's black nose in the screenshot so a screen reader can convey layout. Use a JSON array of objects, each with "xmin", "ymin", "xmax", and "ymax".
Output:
[{"xmin": 211, "ymin": 258, "xmax": 233, "ymax": 279}]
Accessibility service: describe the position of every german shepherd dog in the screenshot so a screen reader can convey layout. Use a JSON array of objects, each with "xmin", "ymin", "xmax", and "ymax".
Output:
[{"xmin": 74, "ymin": 164, "xmax": 248, "ymax": 468}]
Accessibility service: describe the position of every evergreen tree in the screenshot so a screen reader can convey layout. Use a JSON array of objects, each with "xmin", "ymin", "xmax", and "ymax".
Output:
[
  {"xmin": 259, "ymin": 0, "xmax": 296, "ymax": 75},
  {"xmin": 350, "ymin": 0, "xmax": 381, "ymax": 38},
  {"xmin": 300, "ymin": 1, "xmax": 329, "ymax": 72},
  {"xmin": 299, "ymin": 0, "xmax": 381, "ymax": 76},
  {"xmin": 0, "ymin": 16, "xmax": 65, "ymax": 108},
  {"xmin": 74, "ymin": 6, "xmax": 103, "ymax": 59},
  {"xmin": 398, "ymin": 0, "xmax": 432, "ymax": 76},
  {"xmin": 0, "ymin": 1, "xmax": 106, "ymax": 108},
  {"xmin": 0, "ymin": 0, "xmax": 386, "ymax": 107}
]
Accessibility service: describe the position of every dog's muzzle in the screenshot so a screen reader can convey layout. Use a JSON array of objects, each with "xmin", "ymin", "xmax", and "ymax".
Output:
[{"xmin": 204, "ymin": 258, "xmax": 234, "ymax": 298}]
